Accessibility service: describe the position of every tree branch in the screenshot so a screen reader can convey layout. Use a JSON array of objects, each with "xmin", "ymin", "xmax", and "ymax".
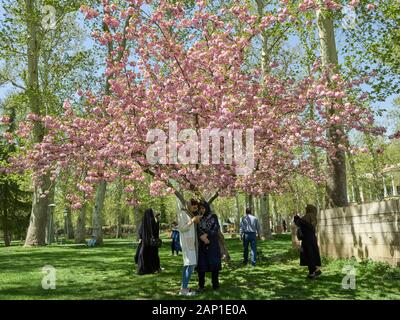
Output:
[
  {"xmin": 0, "ymin": 74, "xmax": 26, "ymax": 91},
  {"xmin": 207, "ymin": 190, "xmax": 220, "ymax": 205}
]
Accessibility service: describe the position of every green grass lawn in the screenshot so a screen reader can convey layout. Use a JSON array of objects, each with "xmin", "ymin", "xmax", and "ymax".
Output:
[{"xmin": 0, "ymin": 234, "xmax": 399, "ymax": 300}]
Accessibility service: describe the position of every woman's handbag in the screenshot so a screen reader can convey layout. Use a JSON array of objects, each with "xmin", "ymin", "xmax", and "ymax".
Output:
[
  {"xmin": 218, "ymin": 230, "xmax": 230, "ymax": 262},
  {"xmin": 150, "ymin": 237, "xmax": 162, "ymax": 248}
]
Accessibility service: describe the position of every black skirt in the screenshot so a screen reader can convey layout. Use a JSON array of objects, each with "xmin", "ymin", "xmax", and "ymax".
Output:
[{"xmin": 136, "ymin": 242, "xmax": 160, "ymax": 275}]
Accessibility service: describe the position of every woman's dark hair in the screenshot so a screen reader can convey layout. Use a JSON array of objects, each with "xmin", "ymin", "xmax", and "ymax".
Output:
[
  {"xmin": 304, "ymin": 204, "xmax": 318, "ymax": 227},
  {"xmin": 305, "ymin": 204, "xmax": 317, "ymax": 215},
  {"xmin": 199, "ymin": 201, "xmax": 211, "ymax": 216},
  {"xmin": 190, "ymin": 198, "xmax": 199, "ymax": 206}
]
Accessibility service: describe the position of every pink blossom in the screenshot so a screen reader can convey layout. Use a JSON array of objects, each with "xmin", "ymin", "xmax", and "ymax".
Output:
[
  {"xmin": 0, "ymin": 116, "xmax": 10, "ymax": 124},
  {"xmin": 366, "ymin": 3, "xmax": 376, "ymax": 10}
]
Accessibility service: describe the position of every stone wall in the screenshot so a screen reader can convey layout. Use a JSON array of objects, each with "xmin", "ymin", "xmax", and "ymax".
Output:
[{"xmin": 318, "ymin": 199, "xmax": 400, "ymax": 266}]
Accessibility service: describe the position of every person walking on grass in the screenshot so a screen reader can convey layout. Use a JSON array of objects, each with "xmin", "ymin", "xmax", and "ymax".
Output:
[
  {"xmin": 170, "ymin": 222, "xmax": 182, "ymax": 256},
  {"xmin": 293, "ymin": 204, "xmax": 322, "ymax": 280},
  {"xmin": 240, "ymin": 208, "xmax": 262, "ymax": 267},
  {"xmin": 177, "ymin": 199, "xmax": 201, "ymax": 296}
]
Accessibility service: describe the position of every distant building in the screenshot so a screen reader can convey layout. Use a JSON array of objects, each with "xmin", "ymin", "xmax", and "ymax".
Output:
[{"xmin": 348, "ymin": 163, "xmax": 400, "ymax": 203}]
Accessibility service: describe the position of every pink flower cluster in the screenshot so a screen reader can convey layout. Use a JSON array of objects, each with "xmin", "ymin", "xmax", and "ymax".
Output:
[{"xmin": 4, "ymin": 0, "xmax": 384, "ymax": 204}]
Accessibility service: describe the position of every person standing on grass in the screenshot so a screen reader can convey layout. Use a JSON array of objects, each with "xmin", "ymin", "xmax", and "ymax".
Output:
[
  {"xmin": 240, "ymin": 208, "xmax": 261, "ymax": 266},
  {"xmin": 177, "ymin": 199, "xmax": 201, "ymax": 296},
  {"xmin": 282, "ymin": 219, "xmax": 287, "ymax": 233},
  {"xmin": 170, "ymin": 222, "xmax": 182, "ymax": 256},
  {"xmin": 196, "ymin": 201, "xmax": 222, "ymax": 292},
  {"xmin": 293, "ymin": 204, "xmax": 322, "ymax": 280},
  {"xmin": 136, "ymin": 209, "xmax": 161, "ymax": 275}
]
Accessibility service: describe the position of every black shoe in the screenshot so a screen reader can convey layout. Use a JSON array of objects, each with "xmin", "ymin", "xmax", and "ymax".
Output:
[
  {"xmin": 315, "ymin": 270, "xmax": 322, "ymax": 277},
  {"xmin": 307, "ymin": 273, "xmax": 317, "ymax": 280}
]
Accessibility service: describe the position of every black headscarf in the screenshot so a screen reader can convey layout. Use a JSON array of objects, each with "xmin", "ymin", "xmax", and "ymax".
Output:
[
  {"xmin": 140, "ymin": 208, "xmax": 156, "ymax": 246},
  {"xmin": 199, "ymin": 201, "xmax": 211, "ymax": 216}
]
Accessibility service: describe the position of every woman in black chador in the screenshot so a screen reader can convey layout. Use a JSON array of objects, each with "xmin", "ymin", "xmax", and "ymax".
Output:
[
  {"xmin": 197, "ymin": 201, "xmax": 222, "ymax": 291},
  {"xmin": 135, "ymin": 208, "xmax": 161, "ymax": 275},
  {"xmin": 293, "ymin": 204, "xmax": 322, "ymax": 279}
]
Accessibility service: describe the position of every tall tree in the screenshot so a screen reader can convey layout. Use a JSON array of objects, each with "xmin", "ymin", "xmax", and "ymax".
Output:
[
  {"xmin": 0, "ymin": 0, "xmax": 97, "ymax": 245},
  {"xmin": 316, "ymin": 1, "xmax": 348, "ymax": 208},
  {"xmin": 23, "ymin": 0, "xmax": 52, "ymax": 246}
]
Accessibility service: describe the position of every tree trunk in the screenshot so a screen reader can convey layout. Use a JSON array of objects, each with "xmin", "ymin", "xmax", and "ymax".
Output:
[
  {"xmin": 246, "ymin": 194, "xmax": 255, "ymax": 214},
  {"xmin": 25, "ymin": 178, "xmax": 51, "ymax": 246},
  {"xmin": 92, "ymin": 180, "xmax": 107, "ymax": 245},
  {"xmin": 65, "ymin": 207, "xmax": 74, "ymax": 239},
  {"xmin": 235, "ymin": 194, "xmax": 241, "ymax": 232},
  {"xmin": 134, "ymin": 205, "xmax": 140, "ymax": 240},
  {"xmin": 24, "ymin": 0, "xmax": 50, "ymax": 246},
  {"xmin": 272, "ymin": 194, "xmax": 279, "ymax": 227},
  {"xmin": 260, "ymin": 194, "xmax": 272, "ymax": 239},
  {"xmin": 45, "ymin": 187, "xmax": 55, "ymax": 245},
  {"xmin": 116, "ymin": 215, "xmax": 122, "ymax": 239},
  {"xmin": 255, "ymin": 196, "xmax": 260, "ymax": 219},
  {"xmin": 75, "ymin": 203, "xmax": 87, "ymax": 244},
  {"xmin": 3, "ymin": 209, "xmax": 11, "ymax": 247},
  {"xmin": 317, "ymin": 3, "xmax": 348, "ymax": 208},
  {"xmin": 115, "ymin": 212, "xmax": 122, "ymax": 239}
]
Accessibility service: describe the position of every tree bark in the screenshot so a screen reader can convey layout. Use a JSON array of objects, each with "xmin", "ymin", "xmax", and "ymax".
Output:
[
  {"xmin": 75, "ymin": 203, "xmax": 87, "ymax": 244},
  {"xmin": 316, "ymin": 4, "xmax": 348, "ymax": 208},
  {"xmin": 24, "ymin": 0, "xmax": 51, "ymax": 246},
  {"xmin": 235, "ymin": 194, "xmax": 241, "ymax": 232},
  {"xmin": 246, "ymin": 194, "xmax": 255, "ymax": 214},
  {"xmin": 260, "ymin": 194, "xmax": 272, "ymax": 239},
  {"xmin": 92, "ymin": 180, "xmax": 106, "ymax": 245},
  {"xmin": 255, "ymin": 196, "xmax": 260, "ymax": 219},
  {"xmin": 3, "ymin": 209, "xmax": 11, "ymax": 247},
  {"xmin": 133, "ymin": 205, "xmax": 140, "ymax": 240},
  {"xmin": 65, "ymin": 207, "xmax": 74, "ymax": 239},
  {"xmin": 115, "ymin": 181, "xmax": 124, "ymax": 239},
  {"xmin": 25, "ymin": 178, "xmax": 51, "ymax": 246},
  {"xmin": 45, "ymin": 188, "xmax": 55, "ymax": 245},
  {"xmin": 272, "ymin": 194, "xmax": 280, "ymax": 227},
  {"xmin": 116, "ymin": 214, "xmax": 122, "ymax": 239}
]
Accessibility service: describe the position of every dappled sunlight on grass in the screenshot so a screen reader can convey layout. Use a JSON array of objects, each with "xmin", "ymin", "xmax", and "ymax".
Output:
[{"xmin": 0, "ymin": 234, "xmax": 399, "ymax": 300}]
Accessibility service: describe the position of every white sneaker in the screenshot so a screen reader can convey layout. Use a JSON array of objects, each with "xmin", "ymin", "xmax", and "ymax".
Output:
[{"xmin": 179, "ymin": 289, "xmax": 197, "ymax": 296}]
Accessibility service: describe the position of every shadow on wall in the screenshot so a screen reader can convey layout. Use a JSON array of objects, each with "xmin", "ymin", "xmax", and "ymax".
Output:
[{"xmin": 316, "ymin": 199, "xmax": 400, "ymax": 267}]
